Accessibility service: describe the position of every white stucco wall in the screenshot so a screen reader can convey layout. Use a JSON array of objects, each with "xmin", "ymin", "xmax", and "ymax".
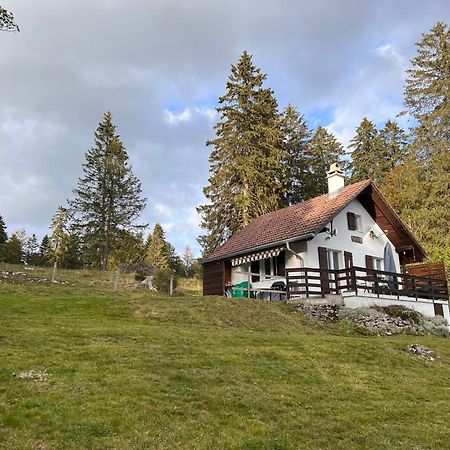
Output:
[
  {"xmin": 231, "ymin": 197, "xmax": 403, "ymax": 282},
  {"xmin": 285, "ymin": 241, "xmax": 307, "ymax": 269},
  {"xmin": 231, "ymin": 262, "xmax": 250, "ymax": 285},
  {"xmin": 304, "ymin": 199, "xmax": 401, "ymax": 271},
  {"xmin": 342, "ymin": 292, "xmax": 450, "ymax": 321}
]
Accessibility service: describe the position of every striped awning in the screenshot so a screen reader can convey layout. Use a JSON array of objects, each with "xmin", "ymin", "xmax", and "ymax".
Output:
[{"xmin": 231, "ymin": 247, "xmax": 284, "ymax": 267}]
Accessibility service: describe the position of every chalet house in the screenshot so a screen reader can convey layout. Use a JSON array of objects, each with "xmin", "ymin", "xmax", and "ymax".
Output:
[{"xmin": 202, "ymin": 164, "xmax": 449, "ymax": 319}]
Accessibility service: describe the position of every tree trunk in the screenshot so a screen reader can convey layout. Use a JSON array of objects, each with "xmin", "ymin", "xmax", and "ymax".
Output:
[{"xmin": 51, "ymin": 260, "xmax": 57, "ymax": 284}]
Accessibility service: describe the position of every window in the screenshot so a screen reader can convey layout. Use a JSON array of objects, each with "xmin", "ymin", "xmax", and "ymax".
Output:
[
  {"xmin": 373, "ymin": 257, "xmax": 383, "ymax": 271},
  {"xmin": 326, "ymin": 249, "xmax": 341, "ymax": 270},
  {"xmin": 347, "ymin": 212, "xmax": 362, "ymax": 231}
]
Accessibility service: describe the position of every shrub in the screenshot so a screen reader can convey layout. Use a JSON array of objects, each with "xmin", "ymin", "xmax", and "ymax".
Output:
[
  {"xmin": 428, "ymin": 315, "xmax": 448, "ymax": 326},
  {"xmin": 380, "ymin": 305, "xmax": 423, "ymax": 324},
  {"xmin": 338, "ymin": 307, "xmax": 384, "ymax": 321},
  {"xmin": 153, "ymin": 268, "xmax": 177, "ymax": 294},
  {"xmin": 421, "ymin": 319, "xmax": 450, "ymax": 338}
]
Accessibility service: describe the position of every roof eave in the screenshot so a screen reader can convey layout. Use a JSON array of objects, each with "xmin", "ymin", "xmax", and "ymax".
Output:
[{"xmin": 202, "ymin": 232, "xmax": 315, "ymax": 264}]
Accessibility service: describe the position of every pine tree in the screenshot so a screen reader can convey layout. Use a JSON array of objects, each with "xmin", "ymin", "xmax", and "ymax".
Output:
[
  {"xmin": 384, "ymin": 22, "xmax": 450, "ymax": 269},
  {"xmin": 39, "ymin": 235, "xmax": 52, "ymax": 266},
  {"xmin": 69, "ymin": 112, "xmax": 147, "ymax": 271},
  {"xmin": 50, "ymin": 206, "xmax": 70, "ymax": 282},
  {"xmin": 146, "ymin": 224, "xmax": 177, "ymax": 270},
  {"xmin": 0, "ymin": 7, "xmax": 19, "ymax": 32},
  {"xmin": 3, "ymin": 233, "xmax": 23, "ymax": 264},
  {"xmin": 24, "ymin": 234, "xmax": 40, "ymax": 266},
  {"xmin": 303, "ymin": 127, "xmax": 344, "ymax": 199},
  {"xmin": 281, "ymin": 105, "xmax": 311, "ymax": 204},
  {"xmin": 349, "ymin": 118, "xmax": 381, "ymax": 182},
  {"xmin": 0, "ymin": 214, "xmax": 7, "ymax": 244},
  {"xmin": 0, "ymin": 214, "xmax": 7, "ymax": 262},
  {"xmin": 403, "ymin": 22, "xmax": 450, "ymax": 157},
  {"xmin": 376, "ymin": 120, "xmax": 410, "ymax": 185},
  {"xmin": 198, "ymin": 51, "xmax": 287, "ymax": 254},
  {"xmin": 60, "ymin": 234, "xmax": 83, "ymax": 269}
]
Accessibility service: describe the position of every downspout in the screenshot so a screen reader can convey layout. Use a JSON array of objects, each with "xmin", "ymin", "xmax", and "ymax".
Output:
[{"xmin": 286, "ymin": 241, "xmax": 304, "ymax": 268}]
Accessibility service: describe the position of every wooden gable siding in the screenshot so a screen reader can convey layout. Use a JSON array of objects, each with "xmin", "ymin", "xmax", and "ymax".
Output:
[
  {"xmin": 203, "ymin": 261, "xmax": 230, "ymax": 296},
  {"xmin": 405, "ymin": 261, "xmax": 448, "ymax": 281},
  {"xmin": 358, "ymin": 185, "xmax": 427, "ymax": 264}
]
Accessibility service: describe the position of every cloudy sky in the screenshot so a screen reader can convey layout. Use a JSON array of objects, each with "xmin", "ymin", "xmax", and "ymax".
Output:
[{"xmin": 0, "ymin": 0, "xmax": 448, "ymax": 256}]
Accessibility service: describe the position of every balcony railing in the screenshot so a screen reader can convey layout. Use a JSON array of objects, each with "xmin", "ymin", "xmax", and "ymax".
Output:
[{"xmin": 286, "ymin": 266, "xmax": 449, "ymax": 302}]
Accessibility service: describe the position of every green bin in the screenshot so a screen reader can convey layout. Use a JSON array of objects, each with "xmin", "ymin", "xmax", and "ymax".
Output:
[{"xmin": 232, "ymin": 281, "xmax": 254, "ymax": 298}]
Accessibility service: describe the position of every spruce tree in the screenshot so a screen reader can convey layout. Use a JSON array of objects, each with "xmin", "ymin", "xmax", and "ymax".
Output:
[
  {"xmin": 281, "ymin": 105, "xmax": 311, "ymax": 204},
  {"xmin": 3, "ymin": 233, "xmax": 23, "ymax": 264},
  {"xmin": 39, "ymin": 235, "xmax": 52, "ymax": 266},
  {"xmin": 198, "ymin": 51, "xmax": 287, "ymax": 254},
  {"xmin": 24, "ymin": 234, "xmax": 40, "ymax": 266},
  {"xmin": 0, "ymin": 214, "xmax": 6, "ymax": 262},
  {"xmin": 303, "ymin": 127, "xmax": 344, "ymax": 199},
  {"xmin": 384, "ymin": 22, "xmax": 450, "ymax": 269},
  {"xmin": 0, "ymin": 7, "xmax": 19, "ymax": 32},
  {"xmin": 70, "ymin": 112, "xmax": 147, "ymax": 271},
  {"xmin": 145, "ymin": 224, "xmax": 177, "ymax": 270},
  {"xmin": 376, "ymin": 120, "xmax": 410, "ymax": 185},
  {"xmin": 349, "ymin": 118, "xmax": 381, "ymax": 182},
  {"xmin": 403, "ymin": 22, "xmax": 450, "ymax": 157},
  {"xmin": 0, "ymin": 214, "xmax": 7, "ymax": 244}
]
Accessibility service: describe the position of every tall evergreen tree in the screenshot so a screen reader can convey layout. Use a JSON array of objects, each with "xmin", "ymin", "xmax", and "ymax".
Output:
[
  {"xmin": 0, "ymin": 214, "xmax": 7, "ymax": 262},
  {"xmin": 146, "ymin": 224, "xmax": 177, "ymax": 270},
  {"xmin": 69, "ymin": 112, "xmax": 147, "ymax": 271},
  {"xmin": 3, "ymin": 232, "xmax": 23, "ymax": 264},
  {"xmin": 198, "ymin": 51, "xmax": 287, "ymax": 254},
  {"xmin": 0, "ymin": 214, "xmax": 7, "ymax": 244},
  {"xmin": 403, "ymin": 21, "xmax": 450, "ymax": 157},
  {"xmin": 384, "ymin": 22, "xmax": 450, "ymax": 270},
  {"xmin": 39, "ymin": 235, "xmax": 52, "ymax": 266},
  {"xmin": 375, "ymin": 120, "xmax": 410, "ymax": 185},
  {"xmin": 349, "ymin": 118, "xmax": 381, "ymax": 182},
  {"xmin": 0, "ymin": 7, "xmax": 19, "ymax": 32},
  {"xmin": 24, "ymin": 234, "xmax": 40, "ymax": 266},
  {"xmin": 303, "ymin": 126, "xmax": 344, "ymax": 199},
  {"xmin": 281, "ymin": 105, "xmax": 311, "ymax": 204}
]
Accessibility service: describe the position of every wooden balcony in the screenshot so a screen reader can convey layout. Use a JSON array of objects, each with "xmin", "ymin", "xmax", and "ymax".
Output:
[{"xmin": 286, "ymin": 266, "xmax": 449, "ymax": 302}]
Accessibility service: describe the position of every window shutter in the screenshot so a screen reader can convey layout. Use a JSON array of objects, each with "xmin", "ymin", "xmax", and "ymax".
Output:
[
  {"xmin": 318, "ymin": 247, "xmax": 330, "ymax": 294},
  {"xmin": 365, "ymin": 255, "xmax": 374, "ymax": 275},
  {"xmin": 347, "ymin": 212, "xmax": 357, "ymax": 230},
  {"xmin": 318, "ymin": 247, "xmax": 328, "ymax": 269},
  {"xmin": 344, "ymin": 251, "xmax": 353, "ymax": 269}
]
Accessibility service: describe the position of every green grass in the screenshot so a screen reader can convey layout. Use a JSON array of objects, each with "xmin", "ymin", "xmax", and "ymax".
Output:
[{"xmin": 0, "ymin": 266, "xmax": 449, "ymax": 449}]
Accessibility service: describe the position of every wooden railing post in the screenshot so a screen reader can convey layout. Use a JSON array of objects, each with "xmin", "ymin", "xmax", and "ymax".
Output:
[
  {"xmin": 286, "ymin": 269, "xmax": 290, "ymax": 301},
  {"xmin": 352, "ymin": 266, "xmax": 357, "ymax": 294}
]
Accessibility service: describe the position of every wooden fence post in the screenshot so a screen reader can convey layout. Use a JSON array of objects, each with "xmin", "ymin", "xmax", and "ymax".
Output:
[{"xmin": 169, "ymin": 275, "xmax": 174, "ymax": 296}]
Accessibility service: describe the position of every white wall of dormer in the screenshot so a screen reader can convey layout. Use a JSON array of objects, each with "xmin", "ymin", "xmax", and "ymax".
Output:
[{"xmin": 305, "ymin": 198, "xmax": 400, "ymax": 270}]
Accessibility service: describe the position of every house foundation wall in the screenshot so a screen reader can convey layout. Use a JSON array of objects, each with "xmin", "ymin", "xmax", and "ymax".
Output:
[{"xmin": 342, "ymin": 292, "xmax": 450, "ymax": 320}]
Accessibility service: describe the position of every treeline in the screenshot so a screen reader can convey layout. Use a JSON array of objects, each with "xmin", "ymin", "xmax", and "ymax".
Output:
[
  {"xmin": 199, "ymin": 22, "xmax": 449, "ymax": 269},
  {"xmin": 0, "ymin": 112, "xmax": 201, "ymax": 283},
  {"xmin": 0, "ymin": 213, "xmax": 200, "ymax": 279}
]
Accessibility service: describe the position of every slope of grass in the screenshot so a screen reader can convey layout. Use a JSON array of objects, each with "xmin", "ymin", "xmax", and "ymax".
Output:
[{"xmin": 0, "ymin": 267, "xmax": 449, "ymax": 449}]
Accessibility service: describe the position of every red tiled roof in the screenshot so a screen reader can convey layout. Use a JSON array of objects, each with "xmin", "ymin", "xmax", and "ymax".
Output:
[{"xmin": 204, "ymin": 179, "xmax": 372, "ymax": 262}]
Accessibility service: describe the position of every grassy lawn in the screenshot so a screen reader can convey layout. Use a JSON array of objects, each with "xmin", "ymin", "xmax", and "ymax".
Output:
[{"xmin": 0, "ymin": 268, "xmax": 449, "ymax": 449}]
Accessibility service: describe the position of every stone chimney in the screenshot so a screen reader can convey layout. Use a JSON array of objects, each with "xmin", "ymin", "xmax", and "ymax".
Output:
[{"xmin": 327, "ymin": 163, "xmax": 345, "ymax": 198}]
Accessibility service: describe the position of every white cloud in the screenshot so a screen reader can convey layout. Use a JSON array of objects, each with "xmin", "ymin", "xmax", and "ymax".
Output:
[
  {"xmin": 153, "ymin": 203, "xmax": 173, "ymax": 218},
  {"xmin": 164, "ymin": 107, "xmax": 192, "ymax": 125},
  {"xmin": 195, "ymin": 107, "xmax": 218, "ymax": 122}
]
